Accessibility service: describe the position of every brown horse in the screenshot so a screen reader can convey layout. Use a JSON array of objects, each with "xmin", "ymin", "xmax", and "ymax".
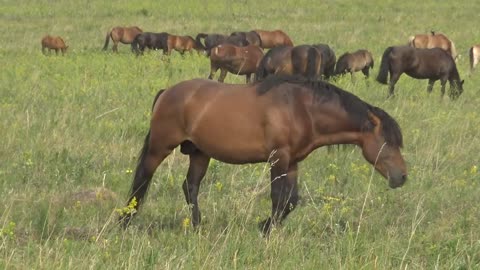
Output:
[
  {"xmin": 195, "ymin": 33, "xmax": 250, "ymax": 56},
  {"xmin": 230, "ymin": 31, "xmax": 262, "ymax": 47},
  {"xmin": 469, "ymin": 44, "xmax": 480, "ymax": 73},
  {"xmin": 314, "ymin": 44, "xmax": 337, "ymax": 79},
  {"xmin": 408, "ymin": 32, "xmax": 458, "ymax": 61},
  {"xmin": 377, "ymin": 46, "xmax": 464, "ymax": 99},
  {"xmin": 256, "ymin": 45, "xmax": 322, "ymax": 80},
  {"xmin": 119, "ymin": 76, "xmax": 407, "ymax": 235},
  {"xmin": 253, "ymin": 29, "xmax": 294, "ymax": 49},
  {"xmin": 41, "ymin": 35, "xmax": 68, "ymax": 55},
  {"xmin": 166, "ymin": 34, "xmax": 205, "ymax": 55},
  {"xmin": 103, "ymin": 26, "xmax": 143, "ymax": 52},
  {"xmin": 208, "ymin": 44, "xmax": 264, "ymax": 83},
  {"xmin": 334, "ymin": 49, "xmax": 374, "ymax": 79}
]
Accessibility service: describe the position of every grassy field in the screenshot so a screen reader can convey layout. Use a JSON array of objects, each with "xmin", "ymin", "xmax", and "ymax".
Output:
[{"xmin": 1, "ymin": 0, "xmax": 480, "ymax": 269}]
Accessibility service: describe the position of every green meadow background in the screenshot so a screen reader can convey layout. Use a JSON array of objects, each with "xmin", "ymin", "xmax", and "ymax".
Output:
[{"xmin": 1, "ymin": 0, "xmax": 479, "ymax": 269}]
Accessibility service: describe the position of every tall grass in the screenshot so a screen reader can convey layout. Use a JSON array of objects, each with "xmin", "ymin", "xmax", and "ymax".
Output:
[{"xmin": 1, "ymin": 0, "xmax": 479, "ymax": 269}]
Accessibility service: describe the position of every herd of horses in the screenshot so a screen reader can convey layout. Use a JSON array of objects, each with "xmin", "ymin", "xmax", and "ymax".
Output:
[{"xmin": 40, "ymin": 26, "xmax": 477, "ymax": 235}]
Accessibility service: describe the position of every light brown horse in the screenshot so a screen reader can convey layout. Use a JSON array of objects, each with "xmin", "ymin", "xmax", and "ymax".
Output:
[
  {"xmin": 208, "ymin": 44, "xmax": 264, "ymax": 83},
  {"xmin": 408, "ymin": 32, "xmax": 458, "ymax": 61},
  {"xmin": 334, "ymin": 49, "xmax": 374, "ymax": 79},
  {"xmin": 469, "ymin": 44, "xmax": 480, "ymax": 73},
  {"xmin": 103, "ymin": 26, "xmax": 143, "ymax": 52},
  {"xmin": 166, "ymin": 34, "xmax": 205, "ymax": 55},
  {"xmin": 253, "ymin": 29, "xmax": 294, "ymax": 49},
  {"xmin": 120, "ymin": 76, "xmax": 407, "ymax": 235},
  {"xmin": 41, "ymin": 35, "xmax": 68, "ymax": 55}
]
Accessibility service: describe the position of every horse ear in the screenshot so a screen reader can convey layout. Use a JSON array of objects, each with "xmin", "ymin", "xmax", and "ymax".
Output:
[{"xmin": 367, "ymin": 111, "xmax": 382, "ymax": 133}]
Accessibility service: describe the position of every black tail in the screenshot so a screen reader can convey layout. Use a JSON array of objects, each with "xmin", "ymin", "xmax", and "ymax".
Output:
[
  {"xmin": 255, "ymin": 55, "xmax": 270, "ymax": 81},
  {"xmin": 305, "ymin": 47, "xmax": 320, "ymax": 79},
  {"xmin": 333, "ymin": 54, "xmax": 348, "ymax": 76},
  {"xmin": 131, "ymin": 34, "xmax": 141, "ymax": 55},
  {"xmin": 103, "ymin": 31, "xmax": 110, "ymax": 50},
  {"xmin": 469, "ymin": 47, "xmax": 474, "ymax": 72},
  {"xmin": 376, "ymin": 47, "xmax": 393, "ymax": 84}
]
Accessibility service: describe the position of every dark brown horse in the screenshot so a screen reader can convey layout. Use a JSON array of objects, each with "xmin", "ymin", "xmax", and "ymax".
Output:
[
  {"xmin": 256, "ymin": 45, "xmax": 322, "ymax": 80},
  {"xmin": 41, "ymin": 35, "xmax": 68, "ymax": 55},
  {"xmin": 131, "ymin": 32, "xmax": 169, "ymax": 55},
  {"xmin": 253, "ymin": 29, "xmax": 294, "ymax": 49},
  {"xmin": 166, "ymin": 34, "xmax": 205, "ymax": 55},
  {"xmin": 103, "ymin": 26, "xmax": 143, "ymax": 52},
  {"xmin": 469, "ymin": 44, "xmax": 480, "ymax": 73},
  {"xmin": 208, "ymin": 44, "xmax": 264, "ymax": 83},
  {"xmin": 334, "ymin": 49, "xmax": 374, "ymax": 79},
  {"xmin": 119, "ymin": 76, "xmax": 407, "ymax": 235},
  {"xmin": 313, "ymin": 44, "xmax": 337, "ymax": 79},
  {"xmin": 377, "ymin": 46, "xmax": 464, "ymax": 99},
  {"xmin": 408, "ymin": 32, "xmax": 458, "ymax": 61},
  {"xmin": 195, "ymin": 33, "xmax": 250, "ymax": 56},
  {"xmin": 230, "ymin": 31, "xmax": 262, "ymax": 47}
]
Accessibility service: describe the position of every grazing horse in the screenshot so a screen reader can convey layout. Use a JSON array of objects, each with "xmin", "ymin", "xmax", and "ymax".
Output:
[
  {"xmin": 314, "ymin": 44, "xmax": 337, "ymax": 79},
  {"xmin": 166, "ymin": 34, "xmax": 205, "ymax": 55},
  {"xmin": 41, "ymin": 35, "xmax": 68, "ymax": 55},
  {"xmin": 131, "ymin": 32, "xmax": 169, "ymax": 55},
  {"xmin": 377, "ymin": 46, "xmax": 464, "ymax": 99},
  {"xmin": 208, "ymin": 44, "xmax": 264, "ymax": 83},
  {"xmin": 119, "ymin": 76, "xmax": 407, "ymax": 235},
  {"xmin": 103, "ymin": 26, "xmax": 143, "ymax": 52},
  {"xmin": 195, "ymin": 33, "xmax": 250, "ymax": 56},
  {"xmin": 256, "ymin": 45, "xmax": 322, "ymax": 80},
  {"xmin": 334, "ymin": 50, "xmax": 374, "ymax": 79},
  {"xmin": 469, "ymin": 44, "xmax": 480, "ymax": 73},
  {"xmin": 230, "ymin": 31, "xmax": 262, "ymax": 47},
  {"xmin": 253, "ymin": 29, "xmax": 294, "ymax": 49},
  {"xmin": 408, "ymin": 32, "xmax": 458, "ymax": 61}
]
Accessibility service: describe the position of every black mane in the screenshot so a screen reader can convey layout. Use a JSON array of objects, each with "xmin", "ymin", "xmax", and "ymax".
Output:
[{"xmin": 256, "ymin": 75, "xmax": 403, "ymax": 147}]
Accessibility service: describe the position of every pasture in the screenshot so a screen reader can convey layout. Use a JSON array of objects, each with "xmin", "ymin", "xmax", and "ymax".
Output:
[{"xmin": 1, "ymin": 0, "xmax": 479, "ymax": 269}]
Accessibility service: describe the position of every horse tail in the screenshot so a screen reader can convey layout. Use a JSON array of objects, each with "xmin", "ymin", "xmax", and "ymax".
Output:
[
  {"xmin": 450, "ymin": 40, "xmax": 458, "ymax": 61},
  {"xmin": 103, "ymin": 30, "xmax": 111, "ymax": 50},
  {"xmin": 306, "ymin": 47, "xmax": 320, "ymax": 79},
  {"xmin": 131, "ymin": 34, "xmax": 140, "ymax": 55},
  {"xmin": 376, "ymin": 47, "xmax": 393, "ymax": 84},
  {"xmin": 408, "ymin": 35, "xmax": 415, "ymax": 47},
  {"xmin": 151, "ymin": 89, "xmax": 165, "ymax": 111},
  {"xmin": 255, "ymin": 55, "xmax": 270, "ymax": 81},
  {"xmin": 195, "ymin": 33, "xmax": 208, "ymax": 50},
  {"xmin": 469, "ymin": 46, "xmax": 474, "ymax": 72},
  {"xmin": 333, "ymin": 54, "xmax": 347, "ymax": 76},
  {"xmin": 284, "ymin": 34, "xmax": 294, "ymax": 47}
]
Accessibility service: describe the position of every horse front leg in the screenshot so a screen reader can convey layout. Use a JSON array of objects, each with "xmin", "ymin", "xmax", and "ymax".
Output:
[
  {"xmin": 440, "ymin": 78, "xmax": 447, "ymax": 98},
  {"xmin": 182, "ymin": 151, "xmax": 210, "ymax": 227},
  {"xmin": 245, "ymin": 73, "xmax": 252, "ymax": 83},
  {"xmin": 427, "ymin": 79, "xmax": 435, "ymax": 93}
]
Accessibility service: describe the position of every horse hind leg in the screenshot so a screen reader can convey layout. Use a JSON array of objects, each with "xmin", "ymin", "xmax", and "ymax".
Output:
[
  {"xmin": 218, "ymin": 69, "xmax": 228, "ymax": 82},
  {"xmin": 427, "ymin": 79, "xmax": 435, "ymax": 93},
  {"xmin": 182, "ymin": 149, "xmax": 211, "ymax": 227}
]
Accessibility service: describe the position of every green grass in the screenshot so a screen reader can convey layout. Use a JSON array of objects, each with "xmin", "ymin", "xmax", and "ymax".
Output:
[{"xmin": 1, "ymin": 0, "xmax": 480, "ymax": 269}]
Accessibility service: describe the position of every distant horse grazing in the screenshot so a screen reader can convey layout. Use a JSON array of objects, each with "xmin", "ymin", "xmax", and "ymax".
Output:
[
  {"xmin": 408, "ymin": 32, "xmax": 458, "ymax": 61},
  {"xmin": 291, "ymin": 45, "xmax": 323, "ymax": 79},
  {"xmin": 195, "ymin": 33, "xmax": 250, "ymax": 56},
  {"xmin": 103, "ymin": 26, "xmax": 143, "ymax": 52},
  {"xmin": 208, "ymin": 44, "xmax": 264, "ymax": 83},
  {"xmin": 41, "ymin": 35, "xmax": 68, "ymax": 55},
  {"xmin": 254, "ymin": 29, "xmax": 294, "ymax": 49},
  {"xmin": 230, "ymin": 31, "xmax": 262, "ymax": 47},
  {"xmin": 469, "ymin": 44, "xmax": 480, "ymax": 73},
  {"xmin": 119, "ymin": 76, "xmax": 407, "ymax": 235},
  {"xmin": 166, "ymin": 34, "xmax": 205, "ymax": 55},
  {"xmin": 313, "ymin": 44, "xmax": 336, "ymax": 79},
  {"xmin": 334, "ymin": 50, "xmax": 374, "ymax": 80},
  {"xmin": 377, "ymin": 46, "xmax": 464, "ymax": 99},
  {"xmin": 131, "ymin": 32, "xmax": 169, "ymax": 56}
]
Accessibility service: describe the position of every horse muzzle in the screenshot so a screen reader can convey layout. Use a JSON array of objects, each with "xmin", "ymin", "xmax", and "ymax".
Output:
[{"xmin": 388, "ymin": 173, "xmax": 407, "ymax": 189}]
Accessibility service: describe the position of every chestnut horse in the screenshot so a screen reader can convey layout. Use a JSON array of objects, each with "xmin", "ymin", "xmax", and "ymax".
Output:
[
  {"xmin": 377, "ymin": 46, "xmax": 464, "ymax": 99},
  {"xmin": 334, "ymin": 49, "xmax": 374, "ymax": 79},
  {"xmin": 408, "ymin": 32, "xmax": 458, "ymax": 61},
  {"xmin": 131, "ymin": 32, "xmax": 169, "ymax": 55},
  {"xmin": 41, "ymin": 35, "xmax": 68, "ymax": 55},
  {"xmin": 469, "ymin": 44, "xmax": 480, "ymax": 73},
  {"xmin": 103, "ymin": 26, "xmax": 143, "ymax": 52},
  {"xmin": 119, "ymin": 76, "xmax": 407, "ymax": 235},
  {"xmin": 253, "ymin": 29, "xmax": 294, "ymax": 49},
  {"xmin": 208, "ymin": 44, "xmax": 264, "ymax": 83},
  {"xmin": 166, "ymin": 34, "xmax": 205, "ymax": 55},
  {"xmin": 256, "ymin": 45, "xmax": 322, "ymax": 80}
]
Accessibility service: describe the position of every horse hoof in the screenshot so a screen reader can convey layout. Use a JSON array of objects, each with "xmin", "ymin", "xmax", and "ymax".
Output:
[{"xmin": 258, "ymin": 218, "xmax": 272, "ymax": 236}]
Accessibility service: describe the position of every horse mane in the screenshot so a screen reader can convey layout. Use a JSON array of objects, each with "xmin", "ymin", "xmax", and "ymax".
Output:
[{"xmin": 256, "ymin": 75, "xmax": 403, "ymax": 147}]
